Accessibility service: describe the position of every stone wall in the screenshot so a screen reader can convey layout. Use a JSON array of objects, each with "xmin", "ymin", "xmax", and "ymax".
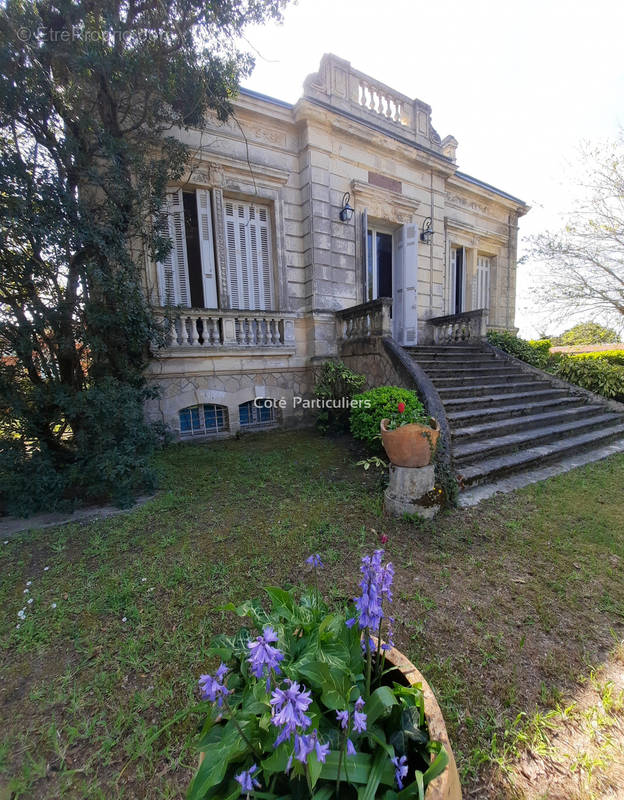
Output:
[
  {"xmin": 146, "ymin": 367, "xmax": 316, "ymax": 438},
  {"xmin": 340, "ymin": 338, "xmax": 403, "ymax": 390}
]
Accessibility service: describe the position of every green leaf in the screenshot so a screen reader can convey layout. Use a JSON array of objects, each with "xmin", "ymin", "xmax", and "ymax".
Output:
[
  {"xmin": 188, "ymin": 722, "xmax": 249, "ymax": 799},
  {"xmin": 397, "ymin": 770, "xmax": 424, "ymax": 800},
  {"xmin": 261, "ymin": 743, "xmax": 291, "ymax": 776},
  {"xmin": 308, "ymin": 749, "xmax": 324, "ymax": 789},
  {"xmin": 296, "ymin": 661, "xmax": 352, "ymax": 710},
  {"xmin": 265, "ymin": 587, "xmax": 296, "ymax": 619},
  {"xmin": 422, "ymin": 743, "xmax": 449, "ymax": 786},
  {"xmin": 312, "ymin": 786, "xmax": 334, "ymax": 800},
  {"xmin": 360, "ymin": 748, "xmax": 390, "ymax": 800},
  {"xmin": 365, "ymin": 686, "xmax": 398, "ymax": 727},
  {"xmin": 319, "ymin": 751, "xmax": 372, "ymax": 784}
]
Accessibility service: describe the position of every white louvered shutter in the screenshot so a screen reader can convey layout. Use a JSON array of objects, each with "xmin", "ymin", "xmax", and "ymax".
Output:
[
  {"xmin": 449, "ymin": 247, "xmax": 457, "ymax": 314},
  {"xmin": 156, "ymin": 189, "xmax": 190, "ymax": 307},
  {"xmin": 196, "ymin": 189, "xmax": 218, "ymax": 308},
  {"xmin": 476, "ymin": 256, "xmax": 491, "ymax": 310},
  {"xmin": 361, "ymin": 209, "xmax": 368, "ymax": 301},
  {"xmin": 224, "ymin": 200, "xmax": 274, "ymax": 310},
  {"xmin": 392, "ymin": 224, "xmax": 419, "ymax": 345}
]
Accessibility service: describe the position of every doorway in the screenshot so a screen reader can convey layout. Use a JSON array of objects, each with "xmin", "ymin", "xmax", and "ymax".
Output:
[{"xmin": 366, "ymin": 228, "xmax": 393, "ymax": 301}]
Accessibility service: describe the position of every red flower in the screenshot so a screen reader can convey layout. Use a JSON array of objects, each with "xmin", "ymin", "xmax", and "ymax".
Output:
[
  {"xmin": 380, "ymin": 534, "xmax": 389, "ymax": 544},
  {"xmin": 397, "ymin": 402, "xmax": 406, "ymax": 414}
]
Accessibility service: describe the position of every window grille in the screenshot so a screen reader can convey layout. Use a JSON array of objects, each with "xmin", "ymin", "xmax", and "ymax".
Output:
[{"xmin": 179, "ymin": 404, "xmax": 228, "ymax": 436}]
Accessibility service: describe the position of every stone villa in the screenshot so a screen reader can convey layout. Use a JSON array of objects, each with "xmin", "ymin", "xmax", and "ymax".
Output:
[{"xmin": 145, "ymin": 54, "xmax": 529, "ymax": 441}]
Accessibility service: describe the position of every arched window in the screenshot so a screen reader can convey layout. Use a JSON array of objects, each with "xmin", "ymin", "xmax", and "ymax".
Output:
[
  {"xmin": 238, "ymin": 399, "xmax": 276, "ymax": 428},
  {"xmin": 179, "ymin": 404, "xmax": 228, "ymax": 437}
]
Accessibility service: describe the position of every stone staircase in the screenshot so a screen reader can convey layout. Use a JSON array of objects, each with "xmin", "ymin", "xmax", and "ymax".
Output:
[{"xmin": 406, "ymin": 344, "xmax": 624, "ymax": 498}]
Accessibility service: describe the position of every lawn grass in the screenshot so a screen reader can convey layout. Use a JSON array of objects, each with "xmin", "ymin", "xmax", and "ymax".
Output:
[{"xmin": 1, "ymin": 429, "xmax": 623, "ymax": 799}]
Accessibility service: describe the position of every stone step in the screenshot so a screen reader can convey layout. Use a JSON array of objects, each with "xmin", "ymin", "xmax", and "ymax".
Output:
[
  {"xmin": 452, "ymin": 404, "xmax": 609, "ymax": 442},
  {"xmin": 433, "ymin": 373, "xmax": 532, "ymax": 388},
  {"xmin": 453, "ymin": 412, "xmax": 624, "ymax": 466},
  {"xmin": 458, "ymin": 422, "xmax": 624, "ymax": 487},
  {"xmin": 426, "ymin": 365, "xmax": 526, "ymax": 383},
  {"xmin": 446, "ymin": 396, "xmax": 583, "ymax": 425},
  {"xmin": 406, "ymin": 345, "xmax": 485, "ymax": 353},
  {"xmin": 412, "ymin": 358, "xmax": 502, "ymax": 370},
  {"xmin": 443, "ymin": 387, "xmax": 568, "ymax": 411},
  {"xmin": 438, "ymin": 380, "xmax": 549, "ymax": 399}
]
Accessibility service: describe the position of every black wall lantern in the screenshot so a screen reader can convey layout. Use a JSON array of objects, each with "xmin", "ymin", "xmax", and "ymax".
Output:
[
  {"xmin": 339, "ymin": 192, "xmax": 354, "ymax": 222},
  {"xmin": 420, "ymin": 216, "xmax": 434, "ymax": 244}
]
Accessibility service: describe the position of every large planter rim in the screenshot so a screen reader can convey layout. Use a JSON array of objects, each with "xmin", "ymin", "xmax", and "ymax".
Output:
[{"xmin": 383, "ymin": 644, "xmax": 462, "ymax": 800}]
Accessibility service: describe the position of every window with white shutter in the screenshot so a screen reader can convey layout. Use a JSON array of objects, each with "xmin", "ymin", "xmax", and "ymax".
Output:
[
  {"xmin": 156, "ymin": 189, "xmax": 218, "ymax": 308},
  {"xmin": 476, "ymin": 255, "xmax": 491, "ymax": 311},
  {"xmin": 224, "ymin": 200, "xmax": 274, "ymax": 311}
]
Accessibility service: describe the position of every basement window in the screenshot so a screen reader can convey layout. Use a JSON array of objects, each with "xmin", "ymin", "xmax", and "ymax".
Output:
[
  {"xmin": 179, "ymin": 404, "xmax": 228, "ymax": 437},
  {"xmin": 238, "ymin": 399, "xmax": 276, "ymax": 428}
]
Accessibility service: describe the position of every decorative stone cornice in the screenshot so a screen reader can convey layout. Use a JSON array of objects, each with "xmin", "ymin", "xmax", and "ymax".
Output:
[{"xmin": 351, "ymin": 179, "xmax": 420, "ymax": 225}]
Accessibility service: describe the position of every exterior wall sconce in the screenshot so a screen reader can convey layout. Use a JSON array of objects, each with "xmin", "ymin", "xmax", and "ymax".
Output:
[
  {"xmin": 339, "ymin": 192, "xmax": 354, "ymax": 222},
  {"xmin": 420, "ymin": 217, "xmax": 434, "ymax": 244}
]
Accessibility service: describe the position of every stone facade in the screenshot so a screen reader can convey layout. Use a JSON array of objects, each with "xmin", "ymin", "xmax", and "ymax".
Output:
[{"xmin": 144, "ymin": 54, "xmax": 529, "ymax": 438}]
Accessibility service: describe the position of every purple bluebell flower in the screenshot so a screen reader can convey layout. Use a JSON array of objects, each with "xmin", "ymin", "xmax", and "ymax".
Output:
[
  {"xmin": 381, "ymin": 617, "xmax": 395, "ymax": 652},
  {"xmin": 294, "ymin": 730, "xmax": 330, "ymax": 765},
  {"xmin": 306, "ymin": 553, "xmax": 323, "ymax": 568},
  {"xmin": 247, "ymin": 626, "xmax": 284, "ymax": 683},
  {"xmin": 315, "ymin": 738, "xmax": 330, "ymax": 763},
  {"xmin": 346, "ymin": 738, "xmax": 356, "ymax": 756},
  {"xmin": 270, "ymin": 679, "xmax": 312, "ymax": 745},
  {"xmin": 294, "ymin": 733, "xmax": 315, "ymax": 763},
  {"xmin": 336, "ymin": 709, "xmax": 349, "ymax": 730},
  {"xmin": 353, "ymin": 695, "xmax": 367, "ymax": 733},
  {"xmin": 198, "ymin": 663, "xmax": 232, "ymax": 706},
  {"xmin": 350, "ymin": 550, "xmax": 394, "ymax": 632},
  {"xmin": 235, "ymin": 764, "xmax": 261, "ymax": 794},
  {"xmin": 392, "ymin": 755, "xmax": 408, "ymax": 789}
]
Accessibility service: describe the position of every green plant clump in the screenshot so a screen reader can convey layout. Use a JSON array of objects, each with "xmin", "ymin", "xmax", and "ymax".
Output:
[
  {"xmin": 314, "ymin": 361, "xmax": 366, "ymax": 433},
  {"xmin": 350, "ymin": 387, "xmax": 426, "ymax": 449},
  {"xmin": 486, "ymin": 331, "xmax": 552, "ymax": 369},
  {"xmin": 570, "ymin": 350, "xmax": 624, "ymax": 367},
  {"xmin": 552, "ymin": 358, "xmax": 624, "ymax": 403},
  {"xmin": 188, "ymin": 551, "xmax": 449, "ymax": 800}
]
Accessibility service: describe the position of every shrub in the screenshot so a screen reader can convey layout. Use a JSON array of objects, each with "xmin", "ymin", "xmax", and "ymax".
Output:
[
  {"xmin": 552, "ymin": 358, "xmax": 624, "ymax": 402},
  {"xmin": 350, "ymin": 386, "xmax": 426, "ymax": 448},
  {"xmin": 313, "ymin": 360, "xmax": 366, "ymax": 433},
  {"xmin": 554, "ymin": 322, "xmax": 621, "ymax": 346},
  {"xmin": 570, "ymin": 350, "xmax": 624, "ymax": 367},
  {"xmin": 487, "ymin": 331, "xmax": 551, "ymax": 369}
]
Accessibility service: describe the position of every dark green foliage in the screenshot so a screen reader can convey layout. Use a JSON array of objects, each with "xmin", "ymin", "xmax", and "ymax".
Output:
[
  {"xmin": 313, "ymin": 360, "xmax": 366, "ymax": 433},
  {"xmin": 486, "ymin": 331, "xmax": 624, "ymax": 404},
  {"xmin": 553, "ymin": 358, "xmax": 624, "ymax": 402},
  {"xmin": 486, "ymin": 331, "xmax": 552, "ymax": 369},
  {"xmin": 350, "ymin": 386, "xmax": 426, "ymax": 448},
  {"xmin": 0, "ymin": 0, "xmax": 288, "ymax": 514},
  {"xmin": 552, "ymin": 322, "xmax": 621, "ymax": 346}
]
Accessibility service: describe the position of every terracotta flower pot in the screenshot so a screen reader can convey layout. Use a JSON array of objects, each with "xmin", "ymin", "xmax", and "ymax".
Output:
[
  {"xmin": 384, "ymin": 645, "xmax": 462, "ymax": 800},
  {"xmin": 380, "ymin": 417, "xmax": 440, "ymax": 467}
]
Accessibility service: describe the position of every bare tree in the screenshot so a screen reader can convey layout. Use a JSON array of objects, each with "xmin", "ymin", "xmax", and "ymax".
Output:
[{"xmin": 528, "ymin": 133, "xmax": 624, "ymax": 332}]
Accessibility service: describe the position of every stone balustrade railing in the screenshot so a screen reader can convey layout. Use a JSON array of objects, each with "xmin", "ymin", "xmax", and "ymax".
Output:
[
  {"xmin": 357, "ymin": 78, "xmax": 408, "ymax": 127},
  {"xmin": 336, "ymin": 298, "xmax": 393, "ymax": 342},
  {"xmin": 303, "ymin": 55, "xmax": 444, "ymax": 151},
  {"xmin": 427, "ymin": 309, "xmax": 488, "ymax": 345},
  {"xmin": 155, "ymin": 309, "xmax": 296, "ymax": 350}
]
